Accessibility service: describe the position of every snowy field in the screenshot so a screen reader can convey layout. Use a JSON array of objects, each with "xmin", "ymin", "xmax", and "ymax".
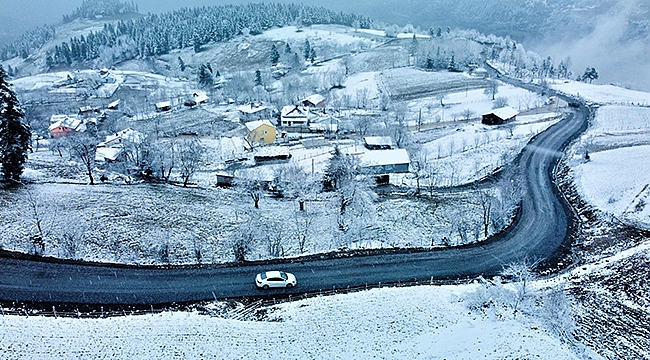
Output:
[
  {"xmin": 257, "ymin": 25, "xmax": 375, "ymax": 48},
  {"xmin": 573, "ymin": 146, "xmax": 650, "ymax": 228},
  {"xmin": 0, "ymin": 283, "xmax": 588, "ymax": 360},
  {"xmin": 381, "ymin": 68, "xmax": 486, "ymax": 100},
  {"xmin": 403, "ymin": 113, "xmax": 561, "ymax": 187},
  {"xmin": 400, "ymin": 84, "xmax": 548, "ymax": 127},
  {"xmin": 551, "ymin": 81, "xmax": 650, "ymax": 105},
  {"xmin": 569, "ymin": 105, "xmax": 650, "ymax": 228}
]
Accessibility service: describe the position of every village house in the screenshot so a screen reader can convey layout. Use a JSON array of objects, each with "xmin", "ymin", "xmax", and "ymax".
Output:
[
  {"xmin": 482, "ymin": 107, "xmax": 519, "ymax": 125},
  {"xmin": 95, "ymin": 128, "xmax": 144, "ymax": 162},
  {"xmin": 359, "ymin": 149, "xmax": 411, "ymax": 175},
  {"xmin": 364, "ymin": 136, "xmax": 393, "ymax": 150},
  {"xmin": 238, "ymin": 103, "xmax": 271, "ymax": 121},
  {"xmin": 301, "ymin": 94, "xmax": 326, "ymax": 108},
  {"xmin": 281, "ymin": 105, "xmax": 309, "ymax": 127},
  {"xmin": 245, "ymin": 120, "xmax": 277, "ymax": 146},
  {"xmin": 48, "ymin": 114, "xmax": 87, "ymax": 138}
]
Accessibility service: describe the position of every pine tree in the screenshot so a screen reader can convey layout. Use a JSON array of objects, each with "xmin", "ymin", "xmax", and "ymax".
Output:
[
  {"xmin": 284, "ymin": 43, "xmax": 292, "ymax": 54},
  {"xmin": 303, "ymin": 39, "xmax": 311, "ymax": 61},
  {"xmin": 448, "ymin": 54, "xmax": 457, "ymax": 72},
  {"xmin": 409, "ymin": 34, "xmax": 419, "ymax": 56},
  {"xmin": 197, "ymin": 64, "xmax": 213, "ymax": 88},
  {"xmin": 178, "ymin": 56, "xmax": 186, "ymax": 72},
  {"xmin": 0, "ymin": 66, "xmax": 31, "ymax": 182},
  {"xmin": 425, "ymin": 55, "xmax": 434, "ymax": 70},
  {"xmin": 254, "ymin": 70, "xmax": 263, "ymax": 86},
  {"xmin": 581, "ymin": 67, "xmax": 598, "ymax": 84},
  {"xmin": 270, "ymin": 44, "xmax": 280, "ymax": 66}
]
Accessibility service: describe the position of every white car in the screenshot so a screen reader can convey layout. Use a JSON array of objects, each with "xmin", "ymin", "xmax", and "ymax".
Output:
[{"xmin": 255, "ymin": 271, "xmax": 297, "ymax": 289}]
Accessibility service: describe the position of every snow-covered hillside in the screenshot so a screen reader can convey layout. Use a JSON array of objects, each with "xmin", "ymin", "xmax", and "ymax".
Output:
[{"xmin": 0, "ymin": 283, "xmax": 589, "ymax": 360}]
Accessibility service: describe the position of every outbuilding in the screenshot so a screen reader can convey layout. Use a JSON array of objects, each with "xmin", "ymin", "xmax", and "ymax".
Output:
[
  {"xmin": 482, "ymin": 107, "xmax": 519, "ymax": 125},
  {"xmin": 360, "ymin": 149, "xmax": 410, "ymax": 175}
]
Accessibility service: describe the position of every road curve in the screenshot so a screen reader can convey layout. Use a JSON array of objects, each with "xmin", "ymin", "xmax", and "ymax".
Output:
[{"xmin": 0, "ymin": 104, "xmax": 588, "ymax": 306}]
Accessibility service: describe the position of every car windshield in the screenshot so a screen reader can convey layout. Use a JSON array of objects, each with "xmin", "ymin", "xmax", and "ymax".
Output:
[
  {"xmin": 260, "ymin": 273, "xmax": 267, "ymax": 280},
  {"xmin": 280, "ymin": 272, "xmax": 288, "ymax": 280}
]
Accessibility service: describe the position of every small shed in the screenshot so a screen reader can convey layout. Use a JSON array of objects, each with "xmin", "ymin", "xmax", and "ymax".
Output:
[
  {"xmin": 482, "ymin": 107, "xmax": 519, "ymax": 125},
  {"xmin": 216, "ymin": 173, "xmax": 235, "ymax": 187},
  {"xmin": 193, "ymin": 91, "xmax": 209, "ymax": 104},
  {"xmin": 156, "ymin": 101, "xmax": 172, "ymax": 112},
  {"xmin": 360, "ymin": 149, "xmax": 410, "ymax": 175},
  {"xmin": 302, "ymin": 94, "xmax": 326, "ymax": 108},
  {"xmin": 364, "ymin": 136, "xmax": 393, "ymax": 150}
]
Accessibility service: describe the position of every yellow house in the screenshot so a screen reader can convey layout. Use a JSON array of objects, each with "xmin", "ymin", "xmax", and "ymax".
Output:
[{"xmin": 245, "ymin": 120, "xmax": 277, "ymax": 146}]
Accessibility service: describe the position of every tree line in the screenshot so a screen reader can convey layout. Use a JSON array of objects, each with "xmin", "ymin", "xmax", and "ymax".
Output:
[{"xmin": 35, "ymin": 3, "xmax": 371, "ymax": 68}]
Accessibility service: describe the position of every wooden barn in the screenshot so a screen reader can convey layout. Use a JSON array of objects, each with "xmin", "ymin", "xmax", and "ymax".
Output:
[{"xmin": 482, "ymin": 107, "xmax": 519, "ymax": 125}]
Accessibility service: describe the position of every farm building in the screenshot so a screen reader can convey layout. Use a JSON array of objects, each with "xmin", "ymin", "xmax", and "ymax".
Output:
[
  {"xmin": 301, "ymin": 94, "xmax": 326, "ymax": 108},
  {"xmin": 482, "ymin": 107, "xmax": 519, "ymax": 125},
  {"xmin": 253, "ymin": 147, "xmax": 292, "ymax": 163},
  {"xmin": 364, "ymin": 136, "xmax": 393, "ymax": 150},
  {"xmin": 238, "ymin": 103, "xmax": 271, "ymax": 121},
  {"xmin": 155, "ymin": 101, "xmax": 172, "ymax": 112},
  {"xmin": 281, "ymin": 105, "xmax": 309, "ymax": 126},
  {"xmin": 193, "ymin": 91, "xmax": 209, "ymax": 104},
  {"xmin": 360, "ymin": 149, "xmax": 410, "ymax": 175},
  {"xmin": 48, "ymin": 115, "xmax": 87, "ymax": 138},
  {"xmin": 245, "ymin": 120, "xmax": 277, "ymax": 146}
]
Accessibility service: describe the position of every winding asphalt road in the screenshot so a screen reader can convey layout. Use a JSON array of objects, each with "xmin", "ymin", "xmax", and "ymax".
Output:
[{"xmin": 0, "ymin": 101, "xmax": 588, "ymax": 306}]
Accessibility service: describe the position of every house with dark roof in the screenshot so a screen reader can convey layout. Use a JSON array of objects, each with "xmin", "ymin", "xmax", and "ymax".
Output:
[{"xmin": 482, "ymin": 107, "xmax": 519, "ymax": 125}]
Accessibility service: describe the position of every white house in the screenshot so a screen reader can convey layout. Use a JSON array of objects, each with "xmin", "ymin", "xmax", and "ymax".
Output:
[{"xmin": 281, "ymin": 105, "xmax": 309, "ymax": 126}]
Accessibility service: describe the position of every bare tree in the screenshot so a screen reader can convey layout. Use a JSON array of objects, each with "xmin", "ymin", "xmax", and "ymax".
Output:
[
  {"xmin": 385, "ymin": 107, "xmax": 411, "ymax": 148},
  {"xmin": 236, "ymin": 170, "xmax": 266, "ymax": 209},
  {"xmin": 484, "ymin": 80, "xmax": 500, "ymax": 100},
  {"xmin": 274, "ymin": 162, "xmax": 318, "ymax": 211},
  {"xmin": 501, "ymin": 259, "xmax": 538, "ymax": 317},
  {"xmin": 176, "ymin": 137, "xmax": 205, "ymax": 187},
  {"xmin": 476, "ymin": 190, "xmax": 494, "ymax": 238},
  {"xmin": 62, "ymin": 132, "xmax": 99, "ymax": 185},
  {"xmin": 461, "ymin": 109, "xmax": 476, "ymax": 121},
  {"xmin": 26, "ymin": 190, "xmax": 50, "ymax": 255},
  {"xmin": 294, "ymin": 209, "xmax": 315, "ymax": 254},
  {"xmin": 232, "ymin": 212, "xmax": 262, "ymax": 261},
  {"xmin": 493, "ymin": 97, "xmax": 509, "ymax": 109}
]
